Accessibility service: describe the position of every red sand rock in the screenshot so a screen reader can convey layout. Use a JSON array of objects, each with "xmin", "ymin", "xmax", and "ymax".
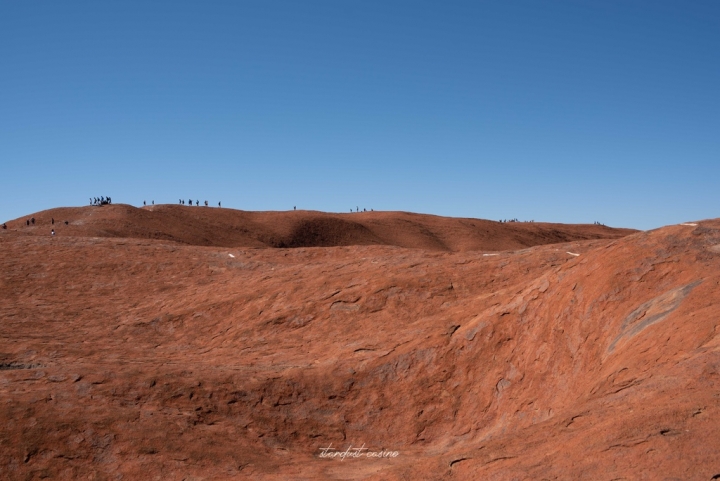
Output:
[
  {"xmin": 2, "ymin": 204, "xmax": 633, "ymax": 251},
  {"xmin": 1, "ymin": 207, "xmax": 718, "ymax": 480}
]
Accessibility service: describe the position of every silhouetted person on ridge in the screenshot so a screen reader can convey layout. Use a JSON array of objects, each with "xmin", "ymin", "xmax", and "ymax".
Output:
[
  {"xmin": 204, "ymin": 200, "xmax": 208, "ymax": 206},
  {"xmin": 218, "ymin": 201, "xmax": 221, "ymax": 207},
  {"xmin": 31, "ymin": 217, "xmax": 35, "ymax": 225},
  {"xmin": 144, "ymin": 201, "xmax": 146, "ymax": 206},
  {"xmin": 196, "ymin": 200, "xmax": 199, "ymax": 206},
  {"xmin": 294, "ymin": 206, "xmax": 296, "ymax": 210},
  {"xmin": 152, "ymin": 200, "xmax": 154, "ymax": 205},
  {"xmin": 188, "ymin": 198, "xmax": 192, "ymax": 205},
  {"xmin": 51, "ymin": 218, "xmax": 54, "ymax": 225}
]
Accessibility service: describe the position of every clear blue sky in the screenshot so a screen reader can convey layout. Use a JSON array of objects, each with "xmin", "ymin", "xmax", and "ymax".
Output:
[{"xmin": 1, "ymin": 1, "xmax": 718, "ymax": 230}]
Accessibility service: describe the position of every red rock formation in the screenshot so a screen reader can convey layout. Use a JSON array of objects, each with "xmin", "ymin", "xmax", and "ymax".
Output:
[
  {"xmin": 2, "ymin": 204, "xmax": 634, "ymax": 251},
  {"xmin": 1, "ymin": 208, "xmax": 717, "ymax": 480}
]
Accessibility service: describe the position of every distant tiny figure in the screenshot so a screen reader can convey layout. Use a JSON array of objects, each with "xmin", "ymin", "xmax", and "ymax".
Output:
[
  {"xmin": 2, "ymin": 223, "xmax": 7, "ymax": 229},
  {"xmin": 188, "ymin": 198, "xmax": 192, "ymax": 205},
  {"xmin": 204, "ymin": 200, "xmax": 208, "ymax": 206},
  {"xmin": 26, "ymin": 220, "xmax": 30, "ymax": 226},
  {"xmin": 218, "ymin": 201, "xmax": 221, "ymax": 207},
  {"xmin": 89, "ymin": 198, "xmax": 92, "ymax": 205},
  {"xmin": 31, "ymin": 217, "xmax": 35, "ymax": 225},
  {"xmin": 51, "ymin": 229, "xmax": 55, "ymax": 236},
  {"xmin": 196, "ymin": 200, "xmax": 199, "ymax": 206},
  {"xmin": 64, "ymin": 221, "xmax": 68, "ymax": 225},
  {"xmin": 294, "ymin": 206, "xmax": 296, "ymax": 210},
  {"xmin": 152, "ymin": 200, "xmax": 154, "ymax": 205},
  {"xmin": 144, "ymin": 200, "xmax": 146, "ymax": 206},
  {"xmin": 51, "ymin": 218, "xmax": 54, "ymax": 225}
]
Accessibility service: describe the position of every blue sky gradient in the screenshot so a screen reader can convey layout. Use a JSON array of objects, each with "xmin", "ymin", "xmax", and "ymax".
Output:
[{"xmin": 1, "ymin": 1, "xmax": 718, "ymax": 229}]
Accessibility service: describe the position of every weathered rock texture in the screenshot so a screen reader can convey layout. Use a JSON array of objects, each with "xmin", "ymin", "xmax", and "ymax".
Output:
[
  {"xmin": 4, "ymin": 204, "xmax": 633, "ymax": 251},
  {"xmin": 1, "ymin": 206, "xmax": 718, "ymax": 480}
]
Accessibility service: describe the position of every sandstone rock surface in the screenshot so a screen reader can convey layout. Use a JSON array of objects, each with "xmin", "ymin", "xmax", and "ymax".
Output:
[{"xmin": 2, "ymin": 206, "xmax": 718, "ymax": 480}]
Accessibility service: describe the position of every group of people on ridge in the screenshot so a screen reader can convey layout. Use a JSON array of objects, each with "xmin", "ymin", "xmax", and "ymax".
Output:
[
  {"xmin": 90, "ymin": 196, "xmax": 111, "ymax": 205},
  {"xmin": 176, "ymin": 199, "xmax": 221, "ymax": 207}
]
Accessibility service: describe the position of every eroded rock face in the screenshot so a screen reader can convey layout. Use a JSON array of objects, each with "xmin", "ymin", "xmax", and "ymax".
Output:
[
  {"xmin": 1, "ymin": 211, "xmax": 718, "ymax": 480},
  {"xmin": 2, "ymin": 204, "xmax": 635, "ymax": 251}
]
